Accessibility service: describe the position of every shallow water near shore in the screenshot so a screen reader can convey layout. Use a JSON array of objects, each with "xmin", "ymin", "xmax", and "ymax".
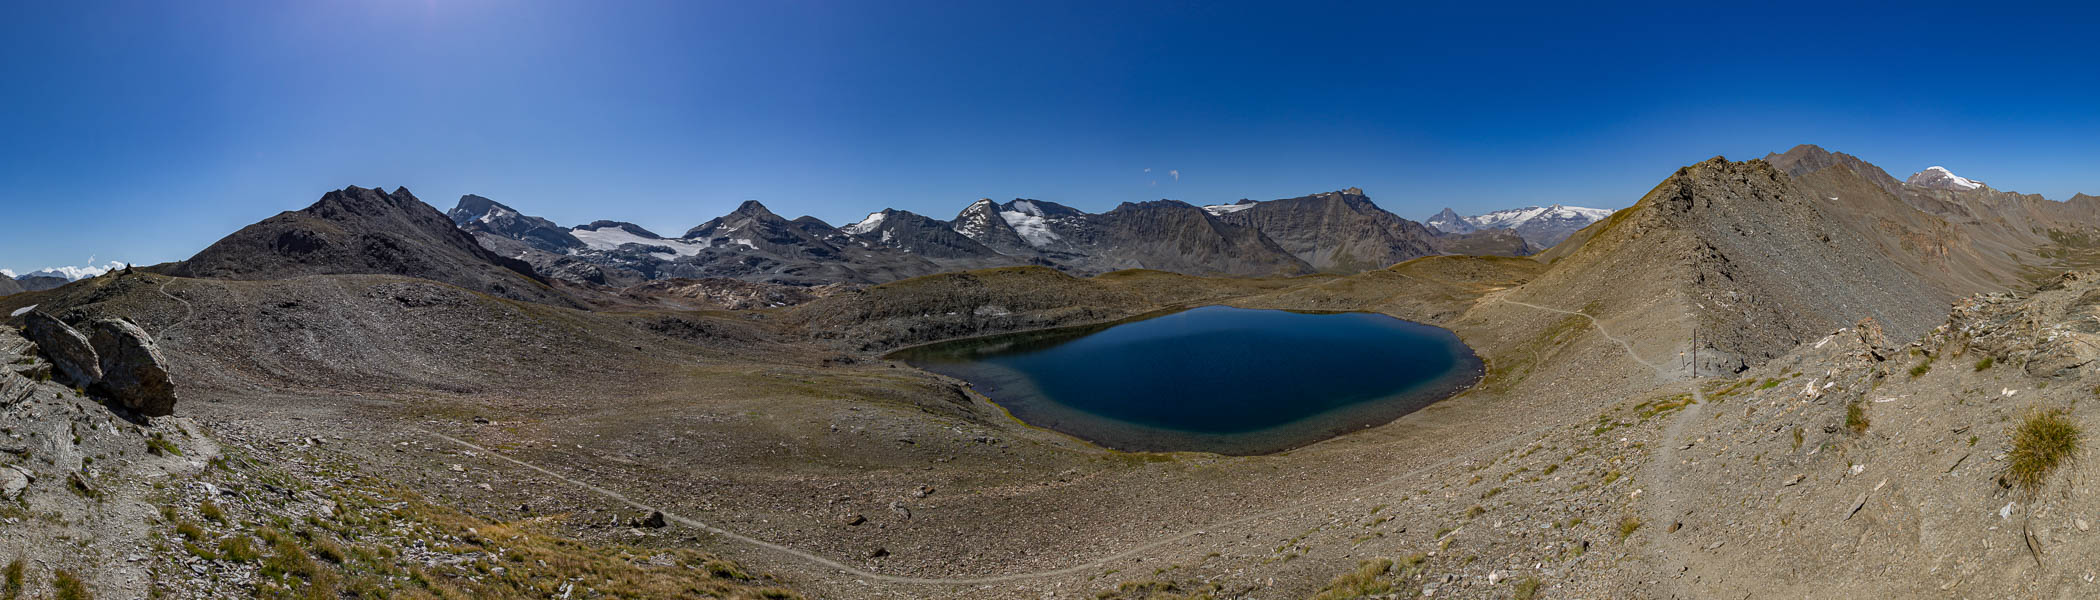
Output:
[{"xmin": 890, "ymin": 305, "xmax": 1483, "ymax": 455}]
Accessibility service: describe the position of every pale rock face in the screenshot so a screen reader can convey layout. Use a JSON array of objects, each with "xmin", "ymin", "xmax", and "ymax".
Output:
[
  {"xmin": 23, "ymin": 312, "xmax": 101, "ymax": 386},
  {"xmin": 88, "ymin": 318, "xmax": 178, "ymax": 417}
]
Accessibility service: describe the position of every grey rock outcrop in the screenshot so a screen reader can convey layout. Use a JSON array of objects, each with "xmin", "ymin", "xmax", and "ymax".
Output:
[
  {"xmin": 88, "ymin": 318, "xmax": 178, "ymax": 417},
  {"xmin": 24, "ymin": 311, "xmax": 101, "ymax": 386}
]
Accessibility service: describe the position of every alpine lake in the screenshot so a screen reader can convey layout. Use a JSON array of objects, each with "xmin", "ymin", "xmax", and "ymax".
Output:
[{"xmin": 889, "ymin": 305, "xmax": 1483, "ymax": 455}]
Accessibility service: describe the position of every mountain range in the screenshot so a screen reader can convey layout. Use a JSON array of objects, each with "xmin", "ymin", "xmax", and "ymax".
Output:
[
  {"xmin": 1424, "ymin": 204, "xmax": 1616, "ymax": 248},
  {"xmin": 446, "ymin": 187, "xmax": 1535, "ymax": 289}
]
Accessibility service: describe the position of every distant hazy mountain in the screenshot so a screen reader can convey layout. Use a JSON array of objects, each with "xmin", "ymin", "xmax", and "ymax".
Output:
[
  {"xmin": 5, "ymin": 262, "xmax": 130, "ymax": 293},
  {"xmin": 1426, "ymin": 204, "xmax": 1615, "ymax": 249}
]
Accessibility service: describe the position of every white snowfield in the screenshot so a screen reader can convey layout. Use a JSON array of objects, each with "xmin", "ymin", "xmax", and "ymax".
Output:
[
  {"xmin": 1201, "ymin": 203, "xmax": 1255, "ymax": 216},
  {"xmin": 1911, "ymin": 166, "xmax": 1983, "ymax": 190},
  {"xmin": 842, "ymin": 211, "xmax": 888, "ymax": 235},
  {"xmin": 570, "ymin": 225, "xmax": 710, "ymax": 256},
  {"xmin": 999, "ymin": 200, "xmax": 1063, "ymax": 247},
  {"xmin": 1467, "ymin": 204, "xmax": 1615, "ymax": 230}
]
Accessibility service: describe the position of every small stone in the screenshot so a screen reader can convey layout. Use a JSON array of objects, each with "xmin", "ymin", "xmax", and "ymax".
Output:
[
  {"xmin": 868, "ymin": 547, "xmax": 889, "ymax": 559},
  {"xmin": 842, "ymin": 514, "xmax": 866, "ymax": 526},
  {"xmin": 2079, "ymin": 518, "xmax": 2091, "ymax": 532},
  {"xmin": 1783, "ymin": 474, "xmax": 1805, "ymax": 486},
  {"xmin": 448, "ymin": 464, "xmax": 466, "ymax": 473},
  {"xmin": 639, "ymin": 510, "xmax": 667, "ymax": 528},
  {"xmin": 912, "ymin": 485, "xmax": 935, "ymax": 498}
]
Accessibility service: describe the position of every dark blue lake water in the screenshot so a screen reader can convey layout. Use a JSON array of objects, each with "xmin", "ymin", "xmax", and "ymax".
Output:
[{"xmin": 889, "ymin": 306, "xmax": 1482, "ymax": 455}]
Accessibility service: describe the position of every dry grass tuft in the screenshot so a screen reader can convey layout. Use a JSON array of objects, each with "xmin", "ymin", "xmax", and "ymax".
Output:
[{"xmin": 2006, "ymin": 408, "xmax": 2082, "ymax": 496}]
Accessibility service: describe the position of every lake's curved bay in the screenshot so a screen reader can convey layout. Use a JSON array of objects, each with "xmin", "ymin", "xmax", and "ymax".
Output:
[{"xmin": 889, "ymin": 306, "xmax": 1482, "ymax": 455}]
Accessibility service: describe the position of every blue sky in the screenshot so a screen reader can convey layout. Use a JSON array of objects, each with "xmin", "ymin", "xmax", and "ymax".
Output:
[{"xmin": 4, "ymin": 1, "xmax": 2098, "ymax": 274}]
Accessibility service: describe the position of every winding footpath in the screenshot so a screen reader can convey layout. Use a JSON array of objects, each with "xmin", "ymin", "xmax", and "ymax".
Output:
[
  {"xmin": 403, "ymin": 294, "xmax": 1699, "ymax": 589},
  {"xmin": 155, "ymin": 276, "xmax": 196, "ymax": 338},
  {"xmin": 1494, "ymin": 294, "xmax": 1709, "ymax": 597}
]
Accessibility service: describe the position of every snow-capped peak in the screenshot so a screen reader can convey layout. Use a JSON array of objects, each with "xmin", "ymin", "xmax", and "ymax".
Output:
[
  {"xmin": 1466, "ymin": 205, "xmax": 1614, "ymax": 230},
  {"xmin": 1906, "ymin": 166, "xmax": 1983, "ymax": 191},
  {"xmin": 842, "ymin": 211, "xmax": 887, "ymax": 235}
]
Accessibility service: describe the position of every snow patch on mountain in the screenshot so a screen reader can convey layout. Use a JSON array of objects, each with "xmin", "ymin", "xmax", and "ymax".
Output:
[
  {"xmin": 1468, "ymin": 205, "xmax": 1614, "ymax": 229},
  {"xmin": 1907, "ymin": 166, "xmax": 1983, "ymax": 191},
  {"xmin": 842, "ymin": 212, "xmax": 887, "ymax": 235},
  {"xmin": 477, "ymin": 205, "xmax": 517, "ymax": 225},
  {"xmin": 1202, "ymin": 203, "xmax": 1256, "ymax": 215},
  {"xmin": 999, "ymin": 206, "xmax": 1062, "ymax": 247}
]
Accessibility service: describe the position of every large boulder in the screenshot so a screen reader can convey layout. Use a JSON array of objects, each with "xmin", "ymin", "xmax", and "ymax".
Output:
[
  {"xmin": 22, "ymin": 311, "xmax": 101, "ymax": 386},
  {"xmin": 87, "ymin": 318, "xmax": 178, "ymax": 417}
]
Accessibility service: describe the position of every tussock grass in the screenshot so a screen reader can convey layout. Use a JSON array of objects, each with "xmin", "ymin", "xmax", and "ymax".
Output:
[
  {"xmin": 52, "ymin": 569, "xmax": 89, "ymax": 600},
  {"xmin": 2006, "ymin": 408, "xmax": 2082, "ymax": 496},
  {"xmin": 4, "ymin": 558, "xmax": 23, "ymax": 600},
  {"xmin": 1513, "ymin": 576, "xmax": 1543, "ymax": 600},
  {"xmin": 1845, "ymin": 402, "xmax": 1869, "ymax": 434},
  {"xmin": 1308, "ymin": 559, "xmax": 1393, "ymax": 600},
  {"xmin": 1910, "ymin": 358, "xmax": 1933, "ymax": 378},
  {"xmin": 1615, "ymin": 516, "xmax": 1642, "ymax": 542},
  {"xmin": 1975, "ymin": 356, "xmax": 1996, "ymax": 371}
]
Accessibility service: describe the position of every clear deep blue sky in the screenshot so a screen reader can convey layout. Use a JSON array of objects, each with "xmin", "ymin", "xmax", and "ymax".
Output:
[{"xmin": 4, "ymin": 1, "xmax": 2098, "ymax": 273}]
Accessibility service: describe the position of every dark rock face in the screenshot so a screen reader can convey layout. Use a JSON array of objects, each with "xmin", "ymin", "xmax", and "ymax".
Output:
[
  {"xmin": 172, "ymin": 186, "xmax": 577, "ymax": 308},
  {"xmin": 0, "ymin": 276, "xmax": 21, "ymax": 296},
  {"xmin": 23, "ymin": 312, "xmax": 100, "ymax": 386},
  {"xmin": 88, "ymin": 318, "xmax": 177, "ymax": 417}
]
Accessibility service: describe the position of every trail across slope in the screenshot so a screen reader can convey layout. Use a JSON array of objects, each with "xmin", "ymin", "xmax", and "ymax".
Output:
[{"xmin": 406, "ymin": 294, "xmax": 1689, "ymax": 588}]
